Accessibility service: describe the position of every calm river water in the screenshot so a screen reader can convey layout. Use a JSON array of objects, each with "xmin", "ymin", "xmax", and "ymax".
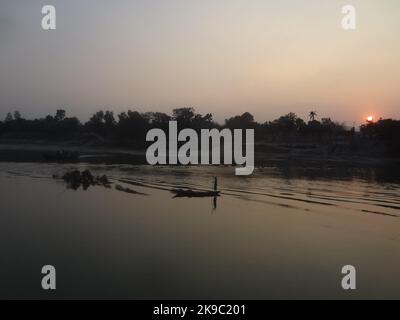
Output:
[{"xmin": 0, "ymin": 162, "xmax": 399, "ymax": 299}]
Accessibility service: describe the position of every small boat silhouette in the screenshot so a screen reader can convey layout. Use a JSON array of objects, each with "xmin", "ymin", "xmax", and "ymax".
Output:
[
  {"xmin": 171, "ymin": 189, "xmax": 221, "ymax": 198},
  {"xmin": 172, "ymin": 177, "xmax": 221, "ymax": 198}
]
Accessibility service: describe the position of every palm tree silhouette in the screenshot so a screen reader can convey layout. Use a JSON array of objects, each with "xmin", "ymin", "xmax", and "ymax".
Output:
[{"xmin": 309, "ymin": 111, "xmax": 317, "ymax": 121}]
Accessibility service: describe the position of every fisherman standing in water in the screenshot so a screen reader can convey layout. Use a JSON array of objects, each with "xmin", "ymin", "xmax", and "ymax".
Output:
[{"xmin": 212, "ymin": 177, "xmax": 218, "ymax": 211}]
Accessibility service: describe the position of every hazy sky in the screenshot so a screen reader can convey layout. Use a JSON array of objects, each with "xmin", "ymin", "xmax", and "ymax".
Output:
[{"xmin": 0, "ymin": 0, "xmax": 399, "ymax": 125}]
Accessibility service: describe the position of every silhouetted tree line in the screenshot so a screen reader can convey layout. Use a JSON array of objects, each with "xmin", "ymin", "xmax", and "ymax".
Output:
[
  {"xmin": 256, "ymin": 112, "xmax": 351, "ymax": 140},
  {"xmin": 361, "ymin": 119, "xmax": 400, "ymax": 156},
  {"xmin": 0, "ymin": 110, "xmax": 80, "ymax": 139},
  {"xmin": 0, "ymin": 108, "xmax": 213, "ymax": 146},
  {"xmin": 0, "ymin": 107, "xmax": 363, "ymax": 146}
]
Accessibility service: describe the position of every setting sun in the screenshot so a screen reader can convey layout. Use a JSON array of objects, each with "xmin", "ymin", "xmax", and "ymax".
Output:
[{"xmin": 367, "ymin": 116, "xmax": 374, "ymax": 122}]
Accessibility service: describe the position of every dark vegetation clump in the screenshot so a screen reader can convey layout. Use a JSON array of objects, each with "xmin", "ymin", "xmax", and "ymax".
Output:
[
  {"xmin": 54, "ymin": 170, "xmax": 147, "ymax": 195},
  {"xmin": 59, "ymin": 169, "xmax": 111, "ymax": 190}
]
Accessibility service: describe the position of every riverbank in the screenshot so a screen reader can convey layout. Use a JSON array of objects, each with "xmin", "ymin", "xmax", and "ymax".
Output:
[
  {"xmin": 0, "ymin": 142, "xmax": 147, "ymax": 164},
  {"xmin": 0, "ymin": 141, "xmax": 398, "ymax": 171}
]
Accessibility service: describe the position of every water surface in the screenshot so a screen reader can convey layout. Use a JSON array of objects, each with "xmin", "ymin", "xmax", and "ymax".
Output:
[{"xmin": 0, "ymin": 162, "xmax": 399, "ymax": 299}]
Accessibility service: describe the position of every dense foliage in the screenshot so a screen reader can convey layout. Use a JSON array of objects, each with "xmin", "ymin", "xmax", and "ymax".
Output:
[{"xmin": 0, "ymin": 108, "xmax": 367, "ymax": 147}]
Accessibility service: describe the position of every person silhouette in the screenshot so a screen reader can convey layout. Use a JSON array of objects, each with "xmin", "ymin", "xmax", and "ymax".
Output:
[{"xmin": 212, "ymin": 177, "xmax": 218, "ymax": 212}]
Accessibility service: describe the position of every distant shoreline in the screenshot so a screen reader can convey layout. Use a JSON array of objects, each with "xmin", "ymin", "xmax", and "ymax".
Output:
[{"xmin": 0, "ymin": 141, "xmax": 398, "ymax": 170}]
